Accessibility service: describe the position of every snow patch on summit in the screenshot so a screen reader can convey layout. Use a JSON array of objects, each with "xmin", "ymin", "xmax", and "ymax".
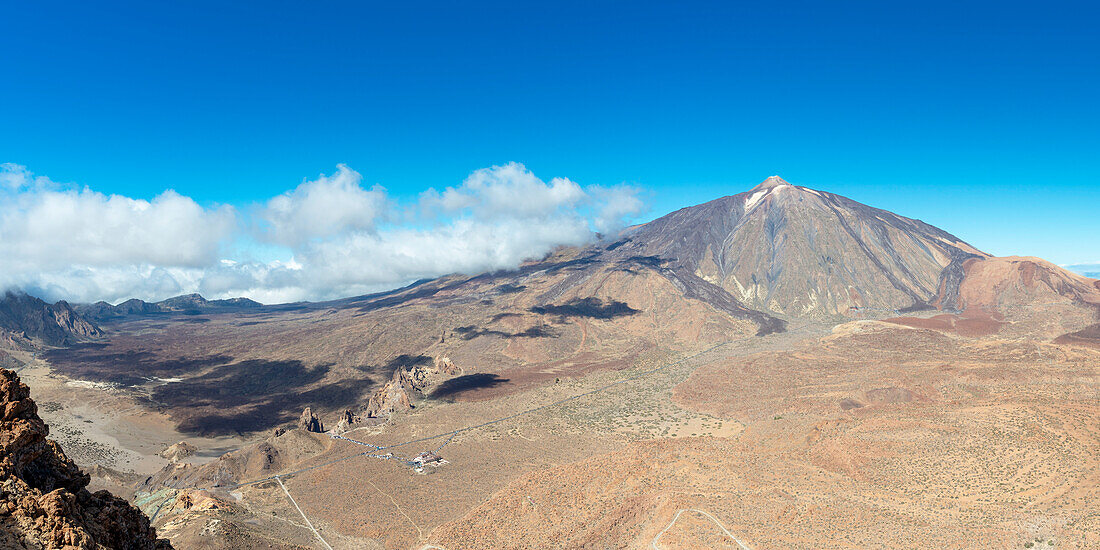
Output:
[{"xmin": 744, "ymin": 189, "xmax": 769, "ymax": 210}]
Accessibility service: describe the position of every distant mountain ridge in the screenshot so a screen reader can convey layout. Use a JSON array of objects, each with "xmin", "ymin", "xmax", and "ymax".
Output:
[
  {"xmin": 1065, "ymin": 263, "xmax": 1100, "ymax": 279},
  {"xmin": 0, "ymin": 291, "xmax": 103, "ymax": 347},
  {"xmin": 77, "ymin": 293, "xmax": 262, "ymax": 321}
]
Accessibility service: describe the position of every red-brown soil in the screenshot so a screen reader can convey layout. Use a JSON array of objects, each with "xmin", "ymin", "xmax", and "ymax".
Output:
[
  {"xmin": 957, "ymin": 256, "xmax": 1100, "ymax": 311},
  {"xmin": 884, "ymin": 310, "xmax": 1005, "ymax": 337},
  {"xmin": 425, "ymin": 322, "xmax": 1100, "ymax": 549}
]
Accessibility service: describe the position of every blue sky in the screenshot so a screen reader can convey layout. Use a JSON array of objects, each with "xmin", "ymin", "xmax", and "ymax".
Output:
[{"xmin": 2, "ymin": 1, "xmax": 1098, "ymax": 301}]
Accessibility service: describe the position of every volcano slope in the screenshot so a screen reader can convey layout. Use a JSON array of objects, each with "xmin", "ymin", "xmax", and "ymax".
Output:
[
  {"xmin": 618, "ymin": 175, "xmax": 988, "ymax": 316},
  {"xmin": 28, "ymin": 176, "xmax": 1100, "ymax": 549}
]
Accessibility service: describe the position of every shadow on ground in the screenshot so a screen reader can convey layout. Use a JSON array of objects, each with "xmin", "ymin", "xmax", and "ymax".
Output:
[
  {"xmin": 153, "ymin": 360, "xmax": 374, "ymax": 436},
  {"xmin": 45, "ymin": 344, "xmax": 375, "ymax": 436},
  {"xmin": 530, "ymin": 297, "xmax": 640, "ymax": 320},
  {"xmin": 429, "ymin": 373, "xmax": 510, "ymax": 401}
]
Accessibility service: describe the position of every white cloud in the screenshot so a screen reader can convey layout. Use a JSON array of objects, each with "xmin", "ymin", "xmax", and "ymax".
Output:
[
  {"xmin": 589, "ymin": 184, "xmax": 645, "ymax": 234},
  {"xmin": 0, "ymin": 162, "xmax": 52, "ymax": 191},
  {"xmin": 0, "ymin": 178, "xmax": 235, "ymax": 271},
  {"xmin": 258, "ymin": 164, "xmax": 389, "ymax": 246},
  {"xmin": 428, "ymin": 162, "xmax": 587, "ymax": 219},
  {"xmin": 0, "ymin": 162, "xmax": 646, "ymax": 304}
]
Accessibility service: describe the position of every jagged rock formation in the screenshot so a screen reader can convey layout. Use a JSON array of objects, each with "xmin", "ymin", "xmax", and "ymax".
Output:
[
  {"xmin": 332, "ymin": 409, "xmax": 361, "ymax": 434},
  {"xmin": 408, "ymin": 356, "xmax": 460, "ymax": 386},
  {"xmin": 0, "ymin": 291, "xmax": 103, "ymax": 347},
  {"xmin": 365, "ymin": 356, "xmax": 460, "ymax": 418},
  {"xmin": 0, "ymin": 368, "xmax": 170, "ymax": 549},
  {"xmin": 297, "ymin": 407, "xmax": 324, "ymax": 433},
  {"xmin": 433, "ymin": 356, "xmax": 460, "ymax": 375},
  {"xmin": 364, "ymin": 369, "xmax": 417, "ymax": 418}
]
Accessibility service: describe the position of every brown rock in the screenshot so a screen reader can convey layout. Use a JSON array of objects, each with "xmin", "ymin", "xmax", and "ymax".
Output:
[
  {"xmin": 364, "ymin": 356, "xmax": 462, "ymax": 419},
  {"xmin": 159, "ymin": 442, "xmax": 197, "ymax": 463},
  {"xmin": 365, "ymin": 369, "xmax": 416, "ymax": 418},
  {"xmin": 332, "ymin": 409, "xmax": 361, "ymax": 434},
  {"xmin": 298, "ymin": 407, "xmax": 324, "ymax": 433},
  {"xmin": 0, "ymin": 368, "xmax": 171, "ymax": 549},
  {"xmin": 433, "ymin": 356, "xmax": 460, "ymax": 375}
]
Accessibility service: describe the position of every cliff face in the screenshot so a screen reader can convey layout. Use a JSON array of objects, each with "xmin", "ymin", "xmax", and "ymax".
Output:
[
  {"xmin": 0, "ymin": 368, "xmax": 171, "ymax": 549},
  {"xmin": 0, "ymin": 292, "xmax": 103, "ymax": 347}
]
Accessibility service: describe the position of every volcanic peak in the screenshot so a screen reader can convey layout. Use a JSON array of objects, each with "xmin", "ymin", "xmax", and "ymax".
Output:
[{"xmin": 750, "ymin": 175, "xmax": 792, "ymax": 192}]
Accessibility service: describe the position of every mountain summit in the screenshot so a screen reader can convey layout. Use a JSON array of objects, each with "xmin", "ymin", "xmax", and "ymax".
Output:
[
  {"xmin": 613, "ymin": 176, "xmax": 989, "ymax": 316},
  {"xmin": 750, "ymin": 175, "xmax": 792, "ymax": 191}
]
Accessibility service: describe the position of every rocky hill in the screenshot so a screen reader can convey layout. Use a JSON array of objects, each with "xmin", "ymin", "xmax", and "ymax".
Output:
[
  {"xmin": 0, "ymin": 291, "xmax": 103, "ymax": 348},
  {"xmin": 0, "ymin": 368, "xmax": 171, "ymax": 549}
]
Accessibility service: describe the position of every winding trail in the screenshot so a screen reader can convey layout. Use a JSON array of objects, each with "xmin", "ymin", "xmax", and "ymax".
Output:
[{"xmin": 651, "ymin": 508, "xmax": 751, "ymax": 550}]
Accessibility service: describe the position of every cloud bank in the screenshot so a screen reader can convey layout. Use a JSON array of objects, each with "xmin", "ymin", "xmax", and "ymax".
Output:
[{"xmin": 0, "ymin": 162, "xmax": 645, "ymax": 304}]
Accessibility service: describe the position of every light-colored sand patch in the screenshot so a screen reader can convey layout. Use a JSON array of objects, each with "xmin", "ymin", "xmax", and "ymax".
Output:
[{"xmin": 66, "ymin": 379, "xmax": 123, "ymax": 390}]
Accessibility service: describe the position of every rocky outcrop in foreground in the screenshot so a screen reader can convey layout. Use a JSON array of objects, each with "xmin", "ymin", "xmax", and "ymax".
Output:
[{"xmin": 0, "ymin": 368, "xmax": 171, "ymax": 549}]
